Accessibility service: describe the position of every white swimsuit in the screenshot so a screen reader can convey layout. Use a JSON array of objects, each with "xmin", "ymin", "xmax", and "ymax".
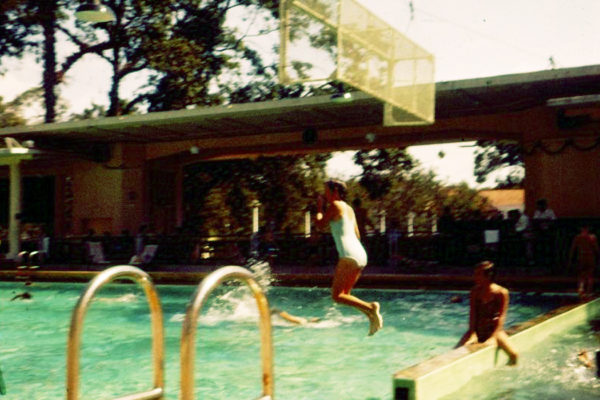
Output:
[{"xmin": 329, "ymin": 203, "xmax": 368, "ymax": 268}]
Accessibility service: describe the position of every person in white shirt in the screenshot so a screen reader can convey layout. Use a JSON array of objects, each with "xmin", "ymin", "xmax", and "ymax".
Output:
[
  {"xmin": 533, "ymin": 198, "xmax": 556, "ymax": 221},
  {"xmin": 514, "ymin": 210, "xmax": 530, "ymax": 233},
  {"xmin": 509, "ymin": 209, "xmax": 534, "ymax": 265},
  {"xmin": 532, "ymin": 198, "xmax": 557, "ymax": 267}
]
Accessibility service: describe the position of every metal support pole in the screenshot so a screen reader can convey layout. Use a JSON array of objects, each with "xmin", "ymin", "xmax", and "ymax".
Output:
[
  {"xmin": 7, "ymin": 161, "xmax": 22, "ymax": 259},
  {"xmin": 304, "ymin": 211, "xmax": 311, "ymax": 237}
]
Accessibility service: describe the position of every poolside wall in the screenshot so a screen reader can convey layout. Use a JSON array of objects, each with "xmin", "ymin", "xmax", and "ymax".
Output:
[{"xmin": 393, "ymin": 297, "xmax": 600, "ymax": 400}]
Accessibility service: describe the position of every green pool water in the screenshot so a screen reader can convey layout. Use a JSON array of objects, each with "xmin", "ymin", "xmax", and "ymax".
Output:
[{"xmin": 0, "ymin": 281, "xmax": 573, "ymax": 399}]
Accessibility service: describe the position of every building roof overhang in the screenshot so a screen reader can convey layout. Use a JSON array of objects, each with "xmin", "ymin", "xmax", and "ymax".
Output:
[{"xmin": 1, "ymin": 64, "xmax": 599, "ymax": 161}]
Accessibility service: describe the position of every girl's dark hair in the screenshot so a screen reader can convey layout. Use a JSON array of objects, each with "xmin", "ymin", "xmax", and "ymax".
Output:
[
  {"xmin": 325, "ymin": 179, "xmax": 347, "ymax": 201},
  {"xmin": 476, "ymin": 260, "xmax": 495, "ymax": 281}
]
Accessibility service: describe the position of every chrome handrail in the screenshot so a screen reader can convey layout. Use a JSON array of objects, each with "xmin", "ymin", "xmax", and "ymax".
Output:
[
  {"xmin": 66, "ymin": 265, "xmax": 165, "ymax": 400},
  {"xmin": 180, "ymin": 266, "xmax": 274, "ymax": 400}
]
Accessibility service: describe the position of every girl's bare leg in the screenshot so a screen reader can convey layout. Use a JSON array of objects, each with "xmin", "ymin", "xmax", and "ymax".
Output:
[{"xmin": 331, "ymin": 258, "xmax": 382, "ymax": 335}]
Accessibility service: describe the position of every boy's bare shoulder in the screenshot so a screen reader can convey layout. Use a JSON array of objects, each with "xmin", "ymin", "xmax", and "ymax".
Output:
[{"xmin": 491, "ymin": 283, "xmax": 509, "ymax": 295}]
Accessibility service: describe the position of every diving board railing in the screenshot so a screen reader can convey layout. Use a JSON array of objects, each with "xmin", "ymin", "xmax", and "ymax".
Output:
[
  {"xmin": 66, "ymin": 265, "xmax": 165, "ymax": 400},
  {"xmin": 393, "ymin": 297, "xmax": 600, "ymax": 400},
  {"xmin": 180, "ymin": 265, "xmax": 274, "ymax": 400}
]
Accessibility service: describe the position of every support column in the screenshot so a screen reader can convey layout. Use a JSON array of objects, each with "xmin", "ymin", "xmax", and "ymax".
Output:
[
  {"xmin": 379, "ymin": 210, "xmax": 386, "ymax": 234},
  {"xmin": 407, "ymin": 212, "xmax": 415, "ymax": 237},
  {"xmin": 252, "ymin": 202, "xmax": 260, "ymax": 234},
  {"xmin": 304, "ymin": 211, "xmax": 311, "ymax": 237},
  {"xmin": 8, "ymin": 161, "xmax": 22, "ymax": 259}
]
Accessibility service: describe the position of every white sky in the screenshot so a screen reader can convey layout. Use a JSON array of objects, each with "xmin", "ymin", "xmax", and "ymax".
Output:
[{"xmin": 1, "ymin": 0, "xmax": 599, "ymax": 187}]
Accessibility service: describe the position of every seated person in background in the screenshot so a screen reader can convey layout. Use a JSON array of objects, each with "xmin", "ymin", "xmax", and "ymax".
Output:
[
  {"xmin": 532, "ymin": 198, "xmax": 556, "ymax": 231},
  {"xmin": 456, "ymin": 261, "xmax": 519, "ymax": 365}
]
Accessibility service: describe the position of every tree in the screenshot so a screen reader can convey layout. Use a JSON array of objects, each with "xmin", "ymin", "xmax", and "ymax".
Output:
[
  {"xmin": 353, "ymin": 148, "xmax": 414, "ymax": 200},
  {"xmin": 0, "ymin": 95, "xmax": 26, "ymax": 128},
  {"xmin": 56, "ymin": 0, "xmax": 176, "ymax": 116},
  {"xmin": 0, "ymin": 0, "xmax": 282, "ymax": 120},
  {"xmin": 0, "ymin": 0, "xmax": 66, "ymax": 123},
  {"xmin": 0, "ymin": 0, "xmax": 32, "ymax": 63},
  {"xmin": 139, "ymin": 0, "xmax": 282, "ymax": 111},
  {"xmin": 182, "ymin": 153, "xmax": 330, "ymax": 236},
  {"xmin": 69, "ymin": 103, "xmax": 107, "ymax": 121},
  {"xmin": 474, "ymin": 140, "xmax": 524, "ymax": 187},
  {"xmin": 348, "ymin": 147, "xmax": 495, "ymax": 234}
]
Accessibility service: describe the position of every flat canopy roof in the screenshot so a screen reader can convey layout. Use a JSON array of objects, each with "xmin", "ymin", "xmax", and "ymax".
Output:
[{"xmin": 1, "ymin": 64, "xmax": 600, "ymax": 157}]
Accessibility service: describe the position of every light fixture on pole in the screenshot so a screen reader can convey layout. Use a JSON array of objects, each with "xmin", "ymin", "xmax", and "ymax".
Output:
[
  {"xmin": 75, "ymin": 0, "xmax": 116, "ymax": 23},
  {"xmin": 330, "ymin": 91, "xmax": 352, "ymax": 103},
  {"xmin": 328, "ymin": 81, "xmax": 353, "ymax": 104}
]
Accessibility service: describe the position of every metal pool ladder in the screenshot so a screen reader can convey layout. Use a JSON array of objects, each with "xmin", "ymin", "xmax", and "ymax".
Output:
[
  {"xmin": 180, "ymin": 265, "xmax": 274, "ymax": 400},
  {"xmin": 66, "ymin": 265, "xmax": 164, "ymax": 400}
]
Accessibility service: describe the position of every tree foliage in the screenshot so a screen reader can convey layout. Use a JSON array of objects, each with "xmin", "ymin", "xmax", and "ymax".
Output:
[
  {"xmin": 0, "ymin": 0, "xmax": 285, "ymax": 120},
  {"xmin": 0, "ymin": 95, "xmax": 26, "ymax": 128},
  {"xmin": 350, "ymin": 147, "xmax": 494, "ymax": 233},
  {"xmin": 182, "ymin": 153, "xmax": 330, "ymax": 236},
  {"xmin": 128, "ymin": 0, "xmax": 284, "ymax": 111},
  {"xmin": 0, "ymin": 0, "xmax": 68, "ymax": 122},
  {"xmin": 353, "ymin": 148, "xmax": 414, "ymax": 200},
  {"xmin": 474, "ymin": 140, "xmax": 524, "ymax": 187}
]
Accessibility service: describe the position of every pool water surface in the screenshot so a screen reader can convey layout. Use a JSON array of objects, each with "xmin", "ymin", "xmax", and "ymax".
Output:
[{"xmin": 0, "ymin": 281, "xmax": 575, "ymax": 399}]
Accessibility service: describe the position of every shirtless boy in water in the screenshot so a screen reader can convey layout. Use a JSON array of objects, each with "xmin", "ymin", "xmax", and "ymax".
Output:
[{"xmin": 456, "ymin": 261, "xmax": 519, "ymax": 365}]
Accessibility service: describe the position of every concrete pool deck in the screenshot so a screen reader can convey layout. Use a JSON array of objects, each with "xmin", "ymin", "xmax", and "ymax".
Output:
[{"xmin": 0, "ymin": 261, "xmax": 583, "ymax": 292}]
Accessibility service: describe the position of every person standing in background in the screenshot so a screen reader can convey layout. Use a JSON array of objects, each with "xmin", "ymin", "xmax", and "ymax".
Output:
[{"xmin": 568, "ymin": 225, "xmax": 599, "ymax": 300}]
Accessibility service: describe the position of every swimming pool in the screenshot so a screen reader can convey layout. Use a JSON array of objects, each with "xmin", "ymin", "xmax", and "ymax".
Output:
[
  {"xmin": 0, "ymin": 280, "xmax": 575, "ymax": 399},
  {"xmin": 440, "ymin": 321, "xmax": 600, "ymax": 399}
]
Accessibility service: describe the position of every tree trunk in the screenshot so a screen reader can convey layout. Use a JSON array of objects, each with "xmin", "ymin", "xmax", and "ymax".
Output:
[
  {"xmin": 40, "ymin": 0, "xmax": 58, "ymax": 123},
  {"xmin": 107, "ymin": 23, "xmax": 121, "ymax": 116}
]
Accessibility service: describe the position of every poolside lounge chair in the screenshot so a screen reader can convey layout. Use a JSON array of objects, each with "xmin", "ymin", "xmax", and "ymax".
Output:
[
  {"xmin": 129, "ymin": 244, "xmax": 158, "ymax": 265},
  {"xmin": 141, "ymin": 244, "xmax": 158, "ymax": 264},
  {"xmin": 85, "ymin": 241, "xmax": 110, "ymax": 264}
]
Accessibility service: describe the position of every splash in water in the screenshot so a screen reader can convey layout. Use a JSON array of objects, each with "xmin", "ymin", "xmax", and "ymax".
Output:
[{"xmin": 245, "ymin": 258, "xmax": 275, "ymax": 290}]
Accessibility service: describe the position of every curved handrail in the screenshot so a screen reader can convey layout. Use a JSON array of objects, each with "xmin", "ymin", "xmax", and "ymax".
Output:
[
  {"xmin": 180, "ymin": 265, "xmax": 274, "ymax": 400},
  {"xmin": 66, "ymin": 265, "xmax": 165, "ymax": 400}
]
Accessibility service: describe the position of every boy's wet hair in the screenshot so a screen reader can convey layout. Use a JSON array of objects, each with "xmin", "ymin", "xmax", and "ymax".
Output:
[
  {"xmin": 476, "ymin": 260, "xmax": 496, "ymax": 281},
  {"xmin": 325, "ymin": 179, "xmax": 347, "ymax": 201}
]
